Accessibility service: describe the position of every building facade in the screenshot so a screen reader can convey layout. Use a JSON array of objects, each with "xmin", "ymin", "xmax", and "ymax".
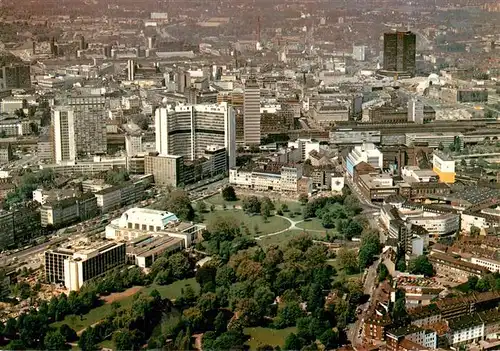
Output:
[
  {"xmin": 243, "ymin": 76, "xmax": 261, "ymax": 145},
  {"xmin": 383, "ymin": 31, "xmax": 417, "ymax": 76},
  {"xmin": 155, "ymin": 102, "xmax": 235, "ymax": 168}
]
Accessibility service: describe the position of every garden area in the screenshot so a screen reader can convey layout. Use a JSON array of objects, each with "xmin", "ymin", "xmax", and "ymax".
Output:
[
  {"xmin": 52, "ymin": 278, "xmax": 200, "ymax": 332},
  {"xmin": 203, "ymin": 210, "xmax": 291, "ymax": 236},
  {"xmin": 245, "ymin": 327, "xmax": 297, "ymax": 350}
]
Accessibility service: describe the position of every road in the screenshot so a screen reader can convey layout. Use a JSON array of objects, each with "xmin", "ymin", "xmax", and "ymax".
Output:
[
  {"xmin": 348, "ymin": 258, "xmax": 380, "ymax": 346},
  {"xmin": 344, "ymin": 175, "xmax": 380, "ymax": 211}
]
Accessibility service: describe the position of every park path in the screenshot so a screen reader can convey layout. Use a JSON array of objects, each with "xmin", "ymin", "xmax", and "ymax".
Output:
[{"xmin": 255, "ymin": 215, "xmax": 326, "ymax": 240}]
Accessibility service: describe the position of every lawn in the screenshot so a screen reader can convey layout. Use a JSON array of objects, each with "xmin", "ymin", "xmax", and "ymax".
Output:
[
  {"xmin": 204, "ymin": 193, "xmax": 242, "ymax": 207},
  {"xmin": 51, "ymin": 278, "xmax": 199, "ymax": 332},
  {"xmin": 245, "ymin": 327, "xmax": 297, "ymax": 350},
  {"xmin": 296, "ymin": 218, "xmax": 327, "ymax": 231},
  {"xmin": 204, "ymin": 193, "xmax": 302, "ymax": 215},
  {"xmin": 204, "ymin": 210, "xmax": 290, "ymax": 236},
  {"xmin": 258, "ymin": 229, "xmax": 327, "ymax": 247}
]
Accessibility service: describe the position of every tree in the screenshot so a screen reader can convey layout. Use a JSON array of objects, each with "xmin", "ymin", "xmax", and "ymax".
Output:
[
  {"xmin": 408, "ymin": 255, "xmax": 434, "ymax": 277},
  {"xmin": 467, "ymin": 275, "xmax": 479, "ymax": 291},
  {"xmin": 242, "ymin": 196, "xmax": 261, "ymax": 214},
  {"xmin": 283, "ymin": 333, "xmax": 305, "ymax": 351},
  {"xmin": 358, "ymin": 232, "xmax": 381, "ymax": 268},
  {"xmin": 210, "ymin": 204, "xmax": 216, "ymax": 212},
  {"xmin": 163, "ymin": 190, "xmax": 195, "ymax": 221},
  {"xmin": 78, "ymin": 327, "xmax": 98, "ymax": 351},
  {"xmin": 59, "ymin": 324, "xmax": 77, "ymax": 342},
  {"xmin": 274, "ymin": 302, "xmax": 304, "ymax": 329},
  {"xmin": 378, "ymin": 263, "xmax": 389, "ymax": 282},
  {"xmin": 113, "ymin": 329, "xmax": 136, "ymax": 351},
  {"xmin": 183, "ymin": 307, "xmax": 204, "ymax": 330},
  {"xmin": 337, "ymin": 248, "xmax": 359, "ymax": 274},
  {"xmin": 438, "ymin": 142, "xmax": 444, "ymax": 151},
  {"xmin": 281, "ymin": 203, "xmax": 289, "ymax": 212},
  {"xmin": 470, "ymin": 226, "xmax": 481, "ymax": 236},
  {"xmin": 44, "ymin": 330, "xmax": 68, "ymax": 350},
  {"xmin": 221, "ymin": 186, "xmax": 237, "ymax": 201},
  {"xmin": 460, "ymin": 159, "xmax": 467, "ymax": 168},
  {"xmin": 344, "ymin": 220, "xmax": 363, "ymax": 240},
  {"xmin": 319, "ymin": 328, "xmax": 339, "ymax": 349},
  {"xmin": 254, "ymin": 286, "xmax": 275, "ymax": 316},
  {"xmin": 298, "ymin": 193, "xmax": 309, "ymax": 205},
  {"xmin": 196, "ymin": 201, "xmax": 207, "ymax": 213}
]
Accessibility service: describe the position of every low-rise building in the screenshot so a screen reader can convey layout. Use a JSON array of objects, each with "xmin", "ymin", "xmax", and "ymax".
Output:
[
  {"xmin": 105, "ymin": 207, "xmax": 204, "ymax": 248},
  {"xmin": 126, "ymin": 235, "xmax": 184, "ymax": 268}
]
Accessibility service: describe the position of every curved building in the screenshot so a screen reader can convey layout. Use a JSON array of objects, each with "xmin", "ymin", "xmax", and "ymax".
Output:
[{"xmin": 155, "ymin": 102, "xmax": 235, "ymax": 168}]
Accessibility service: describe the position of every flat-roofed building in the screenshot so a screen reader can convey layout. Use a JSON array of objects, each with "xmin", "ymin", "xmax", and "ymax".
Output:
[
  {"xmin": 126, "ymin": 235, "xmax": 184, "ymax": 268},
  {"xmin": 346, "ymin": 143, "xmax": 383, "ymax": 178},
  {"xmin": 45, "ymin": 241, "xmax": 126, "ymax": 291},
  {"xmin": 155, "ymin": 102, "xmax": 236, "ymax": 168},
  {"xmin": 40, "ymin": 193, "xmax": 98, "ymax": 229},
  {"xmin": 105, "ymin": 207, "xmax": 204, "ymax": 247},
  {"xmin": 432, "ymin": 151, "xmax": 456, "ymax": 184},
  {"xmin": 144, "ymin": 153, "xmax": 183, "ymax": 187}
]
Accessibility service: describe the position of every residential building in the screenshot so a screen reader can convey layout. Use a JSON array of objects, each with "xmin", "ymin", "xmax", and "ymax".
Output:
[
  {"xmin": 471, "ymin": 257, "xmax": 500, "ymax": 273},
  {"xmin": 383, "ymin": 31, "xmax": 417, "ymax": 76},
  {"xmin": 447, "ymin": 314, "xmax": 484, "ymax": 347},
  {"xmin": 0, "ymin": 144, "xmax": 13, "ymax": 162},
  {"xmin": 44, "ymin": 248, "xmax": 73, "ymax": 284},
  {"xmin": 429, "ymin": 252, "xmax": 489, "ymax": 280},
  {"xmin": 155, "ymin": 102, "xmax": 235, "ymax": 168},
  {"xmin": 386, "ymin": 325, "xmax": 437, "ymax": 351},
  {"xmin": 33, "ymin": 188, "xmax": 80, "ymax": 205},
  {"xmin": 94, "ymin": 182, "xmax": 142, "ymax": 214},
  {"xmin": 243, "ymin": 76, "xmax": 261, "ymax": 145}
]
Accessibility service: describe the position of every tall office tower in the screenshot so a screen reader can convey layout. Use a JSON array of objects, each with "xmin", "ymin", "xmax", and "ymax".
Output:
[
  {"xmin": 155, "ymin": 102, "xmax": 236, "ymax": 168},
  {"xmin": 79, "ymin": 35, "xmax": 86, "ymax": 50},
  {"xmin": 127, "ymin": 60, "xmax": 135, "ymax": 81},
  {"xmin": 0, "ymin": 64, "xmax": 31, "ymax": 90},
  {"xmin": 52, "ymin": 108, "xmax": 77, "ymax": 163},
  {"xmin": 408, "ymin": 98, "xmax": 424, "ymax": 124},
  {"xmin": 52, "ymin": 96, "xmax": 108, "ymax": 162},
  {"xmin": 383, "ymin": 31, "xmax": 416, "ymax": 76},
  {"xmin": 176, "ymin": 71, "xmax": 191, "ymax": 93},
  {"xmin": 352, "ymin": 45, "xmax": 366, "ymax": 61},
  {"xmin": 243, "ymin": 76, "xmax": 261, "ymax": 145}
]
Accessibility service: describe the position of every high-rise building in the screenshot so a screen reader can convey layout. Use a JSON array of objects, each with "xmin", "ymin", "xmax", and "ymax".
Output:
[
  {"xmin": 352, "ymin": 45, "xmax": 366, "ymax": 61},
  {"xmin": 243, "ymin": 76, "xmax": 261, "ymax": 145},
  {"xmin": 383, "ymin": 31, "xmax": 416, "ymax": 76},
  {"xmin": 0, "ymin": 64, "xmax": 31, "ymax": 90},
  {"xmin": 52, "ymin": 107, "xmax": 77, "ymax": 163},
  {"xmin": 52, "ymin": 96, "xmax": 108, "ymax": 162},
  {"xmin": 155, "ymin": 102, "xmax": 236, "ymax": 168},
  {"xmin": 408, "ymin": 98, "xmax": 424, "ymax": 124},
  {"xmin": 127, "ymin": 60, "xmax": 135, "ymax": 81}
]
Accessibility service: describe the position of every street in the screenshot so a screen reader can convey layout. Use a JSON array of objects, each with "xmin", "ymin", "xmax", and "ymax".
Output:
[{"xmin": 348, "ymin": 258, "xmax": 380, "ymax": 346}]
